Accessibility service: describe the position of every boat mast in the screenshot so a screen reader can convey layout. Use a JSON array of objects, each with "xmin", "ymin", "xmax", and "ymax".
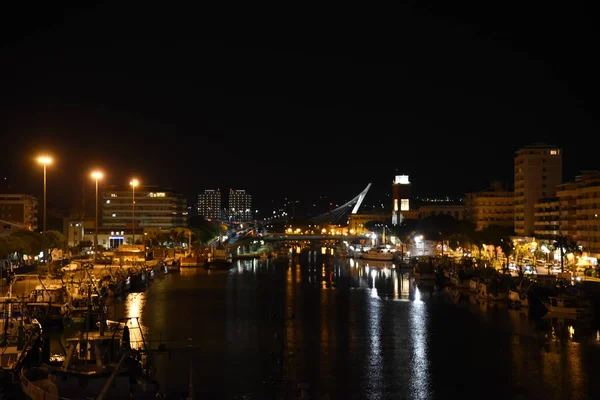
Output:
[{"xmin": 188, "ymin": 355, "xmax": 194, "ymax": 400}]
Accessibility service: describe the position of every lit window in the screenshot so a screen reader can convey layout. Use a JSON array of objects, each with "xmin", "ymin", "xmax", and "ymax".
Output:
[
  {"xmin": 550, "ymin": 150, "xmax": 559, "ymax": 155},
  {"xmin": 394, "ymin": 199, "xmax": 399, "ymax": 211},
  {"xmin": 401, "ymin": 199, "xmax": 409, "ymax": 211}
]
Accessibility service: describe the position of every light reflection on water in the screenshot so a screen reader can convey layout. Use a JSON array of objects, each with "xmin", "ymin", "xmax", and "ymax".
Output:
[
  {"xmin": 123, "ymin": 291, "xmax": 148, "ymax": 349},
  {"xmin": 95, "ymin": 257, "xmax": 600, "ymax": 399},
  {"xmin": 409, "ymin": 292, "xmax": 431, "ymax": 400},
  {"xmin": 365, "ymin": 283, "xmax": 383, "ymax": 399}
]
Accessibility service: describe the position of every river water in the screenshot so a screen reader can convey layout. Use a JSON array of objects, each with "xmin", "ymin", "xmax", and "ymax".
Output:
[{"xmin": 79, "ymin": 258, "xmax": 600, "ymax": 399}]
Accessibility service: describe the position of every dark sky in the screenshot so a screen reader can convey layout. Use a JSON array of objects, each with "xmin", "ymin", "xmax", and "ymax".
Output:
[{"xmin": 1, "ymin": 3, "xmax": 598, "ymax": 212}]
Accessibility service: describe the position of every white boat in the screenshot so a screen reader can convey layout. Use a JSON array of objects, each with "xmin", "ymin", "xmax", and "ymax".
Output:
[
  {"xmin": 542, "ymin": 295, "xmax": 593, "ymax": 316},
  {"xmin": 476, "ymin": 282, "xmax": 508, "ymax": 301},
  {"xmin": 361, "ymin": 247, "xmax": 394, "ymax": 261},
  {"xmin": 508, "ymin": 280, "xmax": 533, "ymax": 308},
  {"xmin": 508, "ymin": 289, "xmax": 529, "ymax": 308}
]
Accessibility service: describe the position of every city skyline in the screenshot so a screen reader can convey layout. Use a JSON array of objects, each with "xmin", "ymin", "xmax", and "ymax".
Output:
[{"xmin": 1, "ymin": 4, "xmax": 599, "ymax": 212}]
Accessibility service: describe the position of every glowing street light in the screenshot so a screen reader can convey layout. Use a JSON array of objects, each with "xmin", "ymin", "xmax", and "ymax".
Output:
[
  {"xmin": 37, "ymin": 156, "xmax": 53, "ymax": 232},
  {"xmin": 130, "ymin": 179, "xmax": 139, "ymax": 244},
  {"xmin": 91, "ymin": 171, "xmax": 103, "ymax": 260}
]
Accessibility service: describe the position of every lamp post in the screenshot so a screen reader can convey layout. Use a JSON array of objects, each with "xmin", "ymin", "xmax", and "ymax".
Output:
[
  {"xmin": 91, "ymin": 171, "xmax": 103, "ymax": 260},
  {"xmin": 37, "ymin": 156, "xmax": 52, "ymax": 232},
  {"xmin": 130, "ymin": 179, "xmax": 139, "ymax": 245}
]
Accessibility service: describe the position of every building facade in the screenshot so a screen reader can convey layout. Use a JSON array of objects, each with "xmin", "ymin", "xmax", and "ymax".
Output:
[
  {"xmin": 348, "ymin": 213, "xmax": 389, "ymax": 235},
  {"xmin": 533, "ymin": 196, "xmax": 560, "ymax": 240},
  {"xmin": 392, "ymin": 174, "xmax": 412, "ymax": 225},
  {"xmin": 197, "ymin": 189, "xmax": 222, "ymax": 220},
  {"xmin": 418, "ymin": 204, "xmax": 466, "ymax": 220},
  {"xmin": 101, "ymin": 186, "xmax": 187, "ymax": 230},
  {"xmin": 63, "ymin": 218, "xmax": 95, "ymax": 247},
  {"xmin": 0, "ymin": 194, "xmax": 38, "ymax": 230},
  {"xmin": 0, "ymin": 219, "xmax": 33, "ymax": 236},
  {"xmin": 465, "ymin": 181, "xmax": 514, "ymax": 231},
  {"xmin": 228, "ymin": 189, "xmax": 252, "ymax": 222},
  {"xmin": 514, "ymin": 143, "xmax": 562, "ymax": 236},
  {"xmin": 556, "ymin": 171, "xmax": 600, "ymax": 255}
]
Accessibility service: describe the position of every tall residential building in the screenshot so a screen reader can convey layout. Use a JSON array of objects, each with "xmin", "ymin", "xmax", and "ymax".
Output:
[
  {"xmin": 197, "ymin": 189, "xmax": 222, "ymax": 220},
  {"xmin": 0, "ymin": 194, "xmax": 38, "ymax": 230},
  {"xmin": 392, "ymin": 174, "xmax": 411, "ymax": 225},
  {"xmin": 465, "ymin": 181, "xmax": 514, "ymax": 231},
  {"xmin": 101, "ymin": 186, "xmax": 187, "ymax": 229},
  {"xmin": 228, "ymin": 189, "xmax": 252, "ymax": 222},
  {"xmin": 534, "ymin": 196, "xmax": 560, "ymax": 240},
  {"xmin": 556, "ymin": 171, "xmax": 600, "ymax": 255},
  {"xmin": 514, "ymin": 144, "xmax": 562, "ymax": 236}
]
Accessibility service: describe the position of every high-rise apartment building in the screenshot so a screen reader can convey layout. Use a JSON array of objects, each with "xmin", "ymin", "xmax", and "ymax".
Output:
[
  {"xmin": 0, "ymin": 194, "xmax": 38, "ymax": 230},
  {"xmin": 465, "ymin": 181, "xmax": 514, "ymax": 231},
  {"xmin": 228, "ymin": 189, "xmax": 252, "ymax": 222},
  {"xmin": 514, "ymin": 144, "xmax": 562, "ymax": 236},
  {"xmin": 534, "ymin": 196, "xmax": 560, "ymax": 240},
  {"xmin": 392, "ymin": 174, "xmax": 411, "ymax": 225},
  {"xmin": 101, "ymin": 186, "xmax": 187, "ymax": 229},
  {"xmin": 556, "ymin": 171, "xmax": 600, "ymax": 255},
  {"xmin": 197, "ymin": 189, "xmax": 223, "ymax": 220}
]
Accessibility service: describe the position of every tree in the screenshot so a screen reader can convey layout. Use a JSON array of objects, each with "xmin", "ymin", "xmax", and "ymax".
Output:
[
  {"xmin": 453, "ymin": 220, "xmax": 476, "ymax": 258},
  {"xmin": 169, "ymin": 227, "xmax": 195, "ymax": 248},
  {"xmin": 11, "ymin": 229, "xmax": 42, "ymax": 255},
  {"xmin": 417, "ymin": 214, "xmax": 459, "ymax": 256},
  {"xmin": 0, "ymin": 235, "xmax": 29, "ymax": 269},
  {"xmin": 389, "ymin": 219, "xmax": 418, "ymax": 260},
  {"xmin": 188, "ymin": 216, "xmax": 221, "ymax": 245},
  {"xmin": 41, "ymin": 230, "xmax": 67, "ymax": 263},
  {"xmin": 554, "ymin": 235, "xmax": 580, "ymax": 273},
  {"xmin": 498, "ymin": 238, "xmax": 514, "ymax": 271},
  {"xmin": 480, "ymin": 225, "xmax": 514, "ymax": 267},
  {"xmin": 156, "ymin": 231, "xmax": 173, "ymax": 247}
]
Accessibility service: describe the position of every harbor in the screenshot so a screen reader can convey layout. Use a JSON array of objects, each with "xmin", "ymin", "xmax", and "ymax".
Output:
[{"xmin": 4, "ymin": 248, "xmax": 600, "ymax": 399}]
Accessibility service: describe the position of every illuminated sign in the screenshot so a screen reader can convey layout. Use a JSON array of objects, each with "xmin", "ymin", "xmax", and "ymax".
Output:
[{"xmin": 394, "ymin": 175, "xmax": 410, "ymax": 184}]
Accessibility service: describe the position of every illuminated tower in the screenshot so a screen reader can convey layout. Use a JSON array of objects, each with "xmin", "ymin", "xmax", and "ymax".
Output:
[{"xmin": 392, "ymin": 174, "xmax": 411, "ymax": 225}]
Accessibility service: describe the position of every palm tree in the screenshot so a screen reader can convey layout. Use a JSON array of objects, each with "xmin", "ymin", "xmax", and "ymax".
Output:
[
  {"xmin": 481, "ymin": 225, "xmax": 514, "ymax": 269},
  {"xmin": 553, "ymin": 235, "xmax": 580, "ymax": 273}
]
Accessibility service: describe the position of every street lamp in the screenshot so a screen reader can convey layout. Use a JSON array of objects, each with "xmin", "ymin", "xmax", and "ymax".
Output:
[
  {"xmin": 91, "ymin": 171, "xmax": 103, "ymax": 260},
  {"xmin": 130, "ymin": 179, "xmax": 139, "ymax": 245},
  {"xmin": 37, "ymin": 156, "xmax": 52, "ymax": 232}
]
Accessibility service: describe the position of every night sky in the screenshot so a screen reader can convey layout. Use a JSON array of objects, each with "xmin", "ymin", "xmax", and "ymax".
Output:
[{"xmin": 1, "ymin": 4, "xmax": 598, "ymax": 212}]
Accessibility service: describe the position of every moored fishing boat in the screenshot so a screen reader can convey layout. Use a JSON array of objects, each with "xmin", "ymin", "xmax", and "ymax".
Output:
[
  {"xmin": 127, "ymin": 265, "xmax": 148, "ymax": 292},
  {"xmin": 20, "ymin": 317, "xmax": 160, "ymax": 400},
  {"xmin": 0, "ymin": 315, "xmax": 43, "ymax": 382},
  {"xmin": 476, "ymin": 281, "xmax": 508, "ymax": 302},
  {"xmin": 25, "ymin": 283, "xmax": 69, "ymax": 328},
  {"xmin": 541, "ymin": 295, "xmax": 593, "ymax": 316},
  {"xmin": 360, "ymin": 246, "xmax": 394, "ymax": 261}
]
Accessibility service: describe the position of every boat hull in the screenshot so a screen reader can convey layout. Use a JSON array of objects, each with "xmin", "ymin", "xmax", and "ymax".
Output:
[{"xmin": 541, "ymin": 302, "xmax": 593, "ymax": 315}]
